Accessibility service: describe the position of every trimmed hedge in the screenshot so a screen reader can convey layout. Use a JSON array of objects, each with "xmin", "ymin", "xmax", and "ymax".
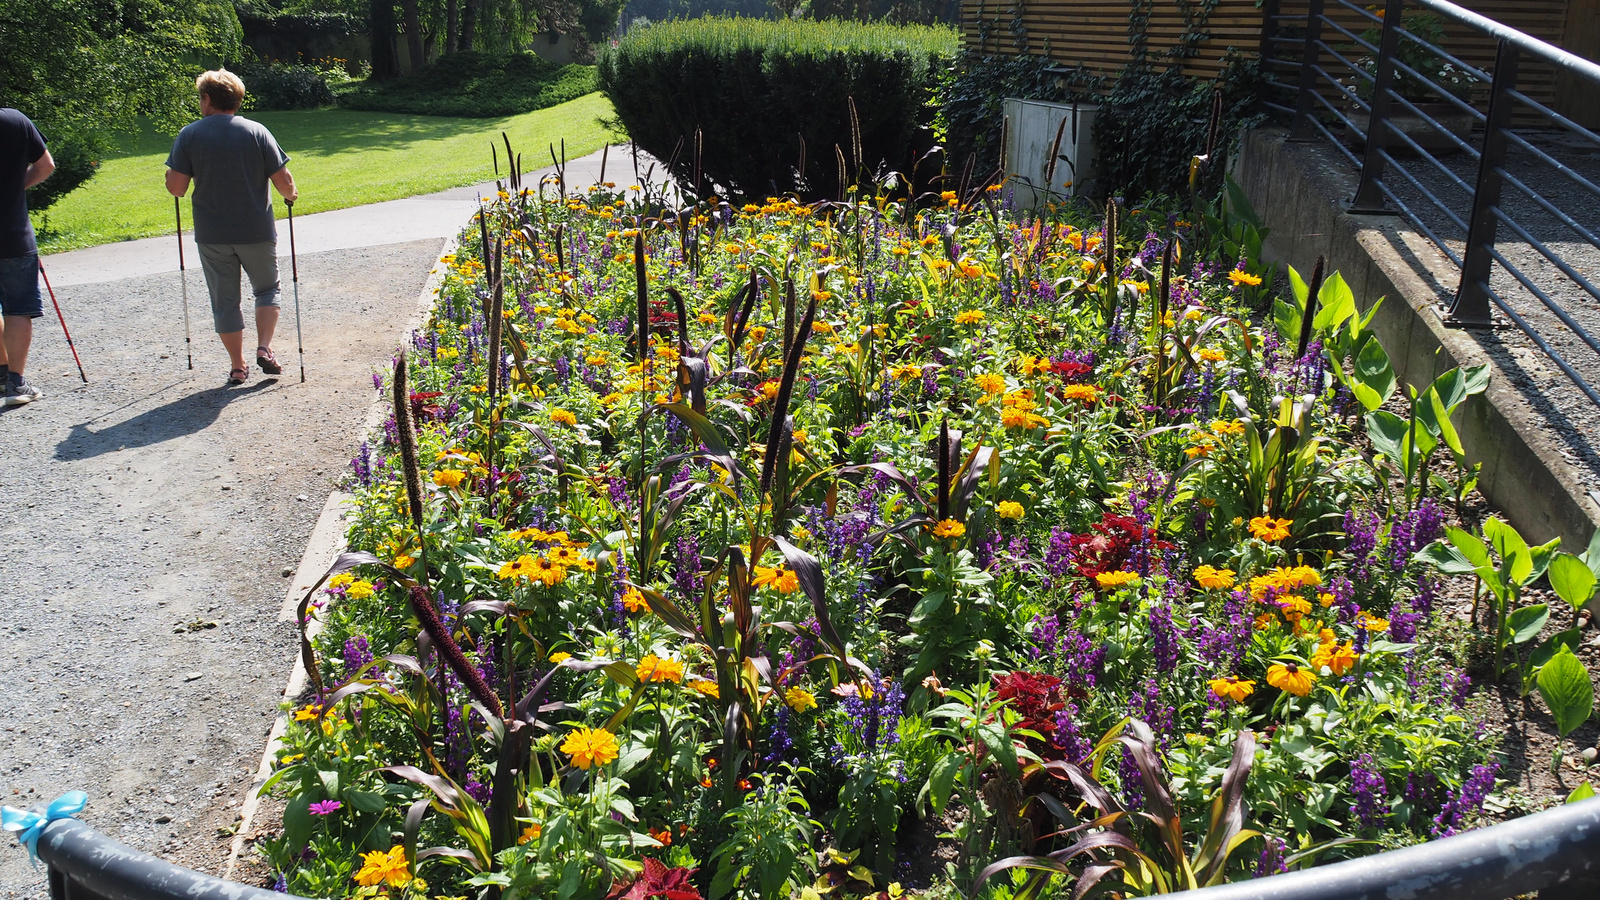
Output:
[
  {"xmin": 233, "ymin": 58, "xmax": 337, "ymax": 110},
  {"xmin": 597, "ymin": 17, "xmax": 958, "ymax": 200},
  {"xmin": 338, "ymin": 51, "xmax": 598, "ymax": 117}
]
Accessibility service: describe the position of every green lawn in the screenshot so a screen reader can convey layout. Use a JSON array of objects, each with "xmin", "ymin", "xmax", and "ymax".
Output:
[{"xmin": 34, "ymin": 92, "xmax": 617, "ymax": 254}]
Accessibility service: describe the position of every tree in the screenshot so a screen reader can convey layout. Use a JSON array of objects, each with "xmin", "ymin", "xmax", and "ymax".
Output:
[{"xmin": 0, "ymin": 0, "xmax": 243, "ymax": 209}]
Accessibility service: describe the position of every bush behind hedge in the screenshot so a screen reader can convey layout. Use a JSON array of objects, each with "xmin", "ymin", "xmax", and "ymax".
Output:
[
  {"xmin": 598, "ymin": 17, "xmax": 958, "ymax": 200},
  {"xmin": 233, "ymin": 58, "xmax": 337, "ymax": 110},
  {"xmin": 339, "ymin": 51, "xmax": 598, "ymax": 117}
]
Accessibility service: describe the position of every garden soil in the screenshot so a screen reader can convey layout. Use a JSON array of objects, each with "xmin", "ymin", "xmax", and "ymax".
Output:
[{"xmin": 0, "ymin": 237, "xmax": 442, "ymax": 897}]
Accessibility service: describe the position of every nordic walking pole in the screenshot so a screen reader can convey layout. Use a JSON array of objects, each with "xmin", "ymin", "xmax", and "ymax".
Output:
[
  {"xmin": 287, "ymin": 198, "xmax": 304, "ymax": 383},
  {"xmin": 174, "ymin": 197, "xmax": 193, "ymax": 370},
  {"xmin": 36, "ymin": 260, "xmax": 86, "ymax": 383}
]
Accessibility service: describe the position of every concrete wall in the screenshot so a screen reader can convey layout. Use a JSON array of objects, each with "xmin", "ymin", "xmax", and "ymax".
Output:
[{"xmin": 1232, "ymin": 127, "xmax": 1600, "ymax": 549}]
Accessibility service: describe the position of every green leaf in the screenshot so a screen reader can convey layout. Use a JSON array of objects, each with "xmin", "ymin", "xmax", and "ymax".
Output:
[
  {"xmin": 927, "ymin": 754, "xmax": 961, "ymax": 815},
  {"xmin": 1311, "ymin": 273, "xmax": 1356, "ymax": 334},
  {"xmin": 1484, "ymin": 518, "xmax": 1532, "ymax": 584},
  {"xmin": 283, "ymin": 794, "xmax": 313, "ymax": 851},
  {"xmin": 346, "ymin": 789, "xmax": 387, "ymax": 814},
  {"xmin": 1424, "ymin": 387, "xmax": 1464, "ymax": 457},
  {"xmin": 1568, "ymin": 781, "xmax": 1596, "ymax": 804},
  {"xmin": 1507, "ymin": 604, "xmax": 1549, "ymax": 645},
  {"xmin": 1365, "ymin": 410, "xmax": 1407, "ymax": 462},
  {"xmin": 1536, "ymin": 647, "xmax": 1595, "ymax": 737},
  {"xmin": 1529, "ymin": 629, "xmax": 1582, "ymax": 673},
  {"xmin": 318, "ymin": 769, "xmax": 341, "ymax": 799},
  {"xmin": 1353, "ymin": 338, "xmax": 1397, "ymax": 409},
  {"xmin": 1415, "ymin": 539, "xmax": 1475, "ymax": 575},
  {"xmin": 1529, "ymin": 538, "xmax": 1561, "ymax": 584},
  {"xmin": 1549, "ymin": 552, "xmax": 1597, "ymax": 611},
  {"xmin": 976, "ymin": 722, "xmax": 1020, "ymax": 779},
  {"xmin": 1445, "ymin": 525, "xmax": 1493, "ymax": 573},
  {"xmin": 908, "ymin": 591, "xmax": 947, "ymax": 628}
]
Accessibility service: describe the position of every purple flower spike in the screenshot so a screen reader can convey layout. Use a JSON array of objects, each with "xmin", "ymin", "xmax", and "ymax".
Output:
[{"xmin": 308, "ymin": 800, "xmax": 342, "ymax": 816}]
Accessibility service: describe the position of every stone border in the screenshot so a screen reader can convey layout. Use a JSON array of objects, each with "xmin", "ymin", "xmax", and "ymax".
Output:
[
  {"xmin": 221, "ymin": 235, "xmax": 456, "ymax": 881},
  {"xmin": 1230, "ymin": 127, "xmax": 1600, "ymax": 549}
]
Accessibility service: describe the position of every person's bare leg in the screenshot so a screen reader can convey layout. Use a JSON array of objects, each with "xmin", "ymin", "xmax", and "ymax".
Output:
[
  {"xmin": 2, "ymin": 316, "xmax": 33, "ymax": 375},
  {"xmin": 220, "ymin": 329, "xmax": 246, "ymax": 371},
  {"xmin": 255, "ymin": 305, "xmax": 279, "ymax": 354},
  {"xmin": 0, "ymin": 315, "xmax": 9, "ymax": 369}
]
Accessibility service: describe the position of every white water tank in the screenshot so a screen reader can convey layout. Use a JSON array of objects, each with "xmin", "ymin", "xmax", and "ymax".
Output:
[{"xmin": 1001, "ymin": 98, "xmax": 1098, "ymax": 210}]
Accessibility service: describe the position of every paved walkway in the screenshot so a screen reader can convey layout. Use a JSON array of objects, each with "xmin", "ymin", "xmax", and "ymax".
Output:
[{"xmin": 0, "ymin": 146, "xmax": 652, "ymax": 896}]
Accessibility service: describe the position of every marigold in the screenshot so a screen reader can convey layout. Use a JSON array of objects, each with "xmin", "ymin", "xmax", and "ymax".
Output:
[
  {"xmin": 1095, "ymin": 570, "xmax": 1141, "ymax": 590},
  {"xmin": 1266, "ymin": 662, "xmax": 1316, "ymax": 697},
  {"xmin": 353, "ymin": 845, "xmax": 412, "ymax": 888},
  {"xmin": 955, "ymin": 309, "xmax": 985, "ymax": 325},
  {"xmin": 637, "ymin": 654, "xmax": 686, "ymax": 684},
  {"xmin": 433, "ymin": 469, "xmax": 467, "ymax": 489},
  {"xmin": 622, "ymin": 587, "xmax": 648, "ymax": 613},
  {"xmin": 1193, "ymin": 564, "xmax": 1236, "ymax": 590},
  {"xmin": 1059, "ymin": 384, "xmax": 1099, "ymax": 403},
  {"xmin": 548, "ymin": 651, "xmax": 572, "ymax": 664},
  {"xmin": 1208, "ymin": 675, "xmax": 1256, "ymax": 703},
  {"xmin": 518, "ymin": 823, "xmax": 543, "ymax": 845},
  {"xmin": 974, "ymin": 373, "xmax": 1006, "ymax": 396},
  {"xmin": 931, "ymin": 519, "xmax": 966, "ymax": 539},
  {"xmin": 346, "ymin": 580, "xmax": 374, "ymax": 600},
  {"xmin": 1356, "ymin": 610, "xmax": 1390, "ymax": 632},
  {"xmin": 785, "ymin": 687, "xmax": 818, "ymax": 712},
  {"xmin": 687, "ymin": 679, "xmax": 720, "ymax": 699},
  {"xmin": 1000, "ymin": 407, "xmax": 1049, "ymax": 429},
  {"xmin": 1248, "ymin": 516, "xmax": 1293, "ymax": 542},
  {"xmin": 550, "ymin": 408, "xmax": 578, "ymax": 426},
  {"xmin": 1228, "ymin": 269, "xmax": 1263, "ymax": 288},
  {"xmin": 562, "ymin": 726, "xmax": 620, "ymax": 769},
  {"xmin": 1197, "ymin": 348, "xmax": 1226, "ymax": 363},
  {"xmin": 1312, "ymin": 640, "xmax": 1359, "ymax": 676},
  {"xmin": 996, "ymin": 500, "xmax": 1025, "ymax": 520}
]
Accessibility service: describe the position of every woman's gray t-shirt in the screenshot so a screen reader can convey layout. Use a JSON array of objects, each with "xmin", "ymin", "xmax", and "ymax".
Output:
[{"xmin": 165, "ymin": 114, "xmax": 289, "ymax": 245}]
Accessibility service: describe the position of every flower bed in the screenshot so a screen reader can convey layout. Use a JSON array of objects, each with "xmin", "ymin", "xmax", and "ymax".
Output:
[{"xmin": 261, "ymin": 175, "xmax": 1597, "ymax": 899}]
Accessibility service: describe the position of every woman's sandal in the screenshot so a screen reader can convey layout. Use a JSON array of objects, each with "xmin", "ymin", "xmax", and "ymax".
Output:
[
  {"xmin": 228, "ymin": 365, "xmax": 250, "ymax": 385},
  {"xmin": 256, "ymin": 346, "xmax": 282, "ymax": 375}
]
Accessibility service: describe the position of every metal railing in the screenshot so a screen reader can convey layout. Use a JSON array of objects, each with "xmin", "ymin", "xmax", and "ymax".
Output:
[
  {"xmin": 1258, "ymin": 0, "xmax": 1600, "ymax": 408},
  {"xmin": 32, "ymin": 818, "xmax": 306, "ymax": 900}
]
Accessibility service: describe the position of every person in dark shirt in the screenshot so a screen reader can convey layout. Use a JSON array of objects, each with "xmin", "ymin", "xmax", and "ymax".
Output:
[
  {"xmin": 0, "ymin": 108, "xmax": 56, "ymax": 406},
  {"xmin": 165, "ymin": 69, "xmax": 297, "ymax": 385}
]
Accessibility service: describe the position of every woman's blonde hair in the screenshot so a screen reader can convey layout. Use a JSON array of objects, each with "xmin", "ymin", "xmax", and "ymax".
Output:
[{"xmin": 196, "ymin": 69, "xmax": 246, "ymax": 112}]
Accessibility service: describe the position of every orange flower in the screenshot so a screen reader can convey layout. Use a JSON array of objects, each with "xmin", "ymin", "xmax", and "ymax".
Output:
[
  {"xmin": 1208, "ymin": 675, "xmax": 1255, "ymax": 703},
  {"xmin": 1266, "ymin": 662, "xmax": 1315, "ymax": 697},
  {"xmin": 1249, "ymin": 516, "xmax": 1293, "ymax": 542}
]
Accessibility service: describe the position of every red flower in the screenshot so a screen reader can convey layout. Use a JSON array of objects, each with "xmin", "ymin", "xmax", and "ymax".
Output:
[
  {"xmin": 1069, "ymin": 513, "xmax": 1174, "ymax": 580},
  {"xmin": 992, "ymin": 671, "xmax": 1065, "ymax": 738}
]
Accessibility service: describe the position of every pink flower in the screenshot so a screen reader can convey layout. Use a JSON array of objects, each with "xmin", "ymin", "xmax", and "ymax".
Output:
[{"xmin": 308, "ymin": 800, "xmax": 342, "ymax": 815}]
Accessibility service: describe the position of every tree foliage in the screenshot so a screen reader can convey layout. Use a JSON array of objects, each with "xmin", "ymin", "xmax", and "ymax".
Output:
[{"xmin": 0, "ymin": 0, "xmax": 242, "ymax": 208}]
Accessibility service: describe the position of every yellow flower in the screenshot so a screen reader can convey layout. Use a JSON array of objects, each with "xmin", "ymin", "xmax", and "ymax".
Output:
[
  {"xmin": 996, "ymin": 500, "xmax": 1025, "ymax": 520},
  {"xmin": 688, "ymin": 679, "xmax": 720, "ymax": 699},
  {"xmin": 1211, "ymin": 419, "xmax": 1246, "ymax": 436},
  {"xmin": 327, "ymin": 573, "xmax": 354, "ymax": 589},
  {"xmin": 1197, "ymin": 348, "xmax": 1226, "ymax": 363},
  {"xmin": 433, "ymin": 469, "xmax": 468, "ymax": 489},
  {"xmin": 550, "ymin": 408, "xmax": 578, "ymax": 426},
  {"xmin": 548, "ymin": 651, "xmax": 572, "ymax": 664},
  {"xmin": 518, "ymin": 823, "xmax": 543, "ymax": 845},
  {"xmin": 1193, "ymin": 565, "xmax": 1235, "ymax": 590},
  {"xmin": 346, "ymin": 579, "xmax": 374, "ymax": 600},
  {"xmin": 1356, "ymin": 610, "xmax": 1390, "ymax": 632},
  {"xmin": 392, "ymin": 554, "xmax": 414, "ymax": 569},
  {"xmin": 621, "ymin": 587, "xmax": 648, "ymax": 613},
  {"xmin": 785, "ymin": 687, "xmax": 818, "ymax": 712},
  {"xmin": 1228, "ymin": 269, "xmax": 1263, "ymax": 288},
  {"xmin": 353, "ymin": 845, "xmax": 412, "ymax": 888},
  {"xmin": 497, "ymin": 554, "xmax": 538, "ymax": 580},
  {"xmin": 1312, "ymin": 641, "xmax": 1359, "ymax": 676},
  {"xmin": 752, "ymin": 566, "xmax": 801, "ymax": 594},
  {"xmin": 1095, "ymin": 570, "xmax": 1140, "ymax": 590},
  {"xmin": 1266, "ymin": 662, "xmax": 1315, "ymax": 697},
  {"xmin": 293, "ymin": 704, "xmax": 323, "ymax": 722},
  {"xmin": 931, "ymin": 519, "xmax": 966, "ymax": 539},
  {"xmin": 637, "ymin": 654, "xmax": 686, "ymax": 684},
  {"xmin": 954, "ymin": 309, "xmax": 985, "ymax": 326},
  {"xmin": 529, "ymin": 557, "xmax": 567, "ymax": 587},
  {"xmin": 974, "ymin": 373, "xmax": 1006, "ymax": 396},
  {"xmin": 1000, "ymin": 407, "xmax": 1049, "ymax": 429},
  {"xmin": 1249, "ymin": 516, "xmax": 1293, "ymax": 542},
  {"xmin": 1059, "ymin": 384, "xmax": 1099, "ymax": 403},
  {"xmin": 1208, "ymin": 675, "xmax": 1255, "ymax": 703},
  {"xmin": 562, "ymin": 726, "xmax": 620, "ymax": 769}
]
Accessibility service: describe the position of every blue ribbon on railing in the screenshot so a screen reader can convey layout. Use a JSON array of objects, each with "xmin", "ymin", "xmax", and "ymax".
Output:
[{"xmin": 2, "ymin": 791, "xmax": 87, "ymax": 867}]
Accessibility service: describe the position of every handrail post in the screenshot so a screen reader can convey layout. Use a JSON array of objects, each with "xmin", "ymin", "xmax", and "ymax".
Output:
[
  {"xmin": 1289, "ymin": 0, "xmax": 1325, "ymax": 141},
  {"xmin": 1258, "ymin": 0, "xmax": 1281, "ymax": 68},
  {"xmin": 1349, "ymin": 0, "xmax": 1405, "ymax": 212},
  {"xmin": 1449, "ymin": 38, "xmax": 1519, "ymax": 326}
]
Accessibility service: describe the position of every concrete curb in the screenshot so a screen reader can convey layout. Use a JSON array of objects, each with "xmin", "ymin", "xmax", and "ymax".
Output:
[
  {"xmin": 221, "ymin": 232, "xmax": 456, "ymax": 881},
  {"xmin": 1232, "ymin": 127, "xmax": 1600, "ymax": 549}
]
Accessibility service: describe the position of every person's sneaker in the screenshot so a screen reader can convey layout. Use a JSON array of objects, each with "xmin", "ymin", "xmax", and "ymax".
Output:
[{"xmin": 3, "ymin": 377, "xmax": 42, "ymax": 406}]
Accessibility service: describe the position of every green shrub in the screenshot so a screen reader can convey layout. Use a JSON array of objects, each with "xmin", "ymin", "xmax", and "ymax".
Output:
[
  {"xmin": 337, "ymin": 51, "xmax": 598, "ymax": 117},
  {"xmin": 234, "ymin": 58, "xmax": 337, "ymax": 110},
  {"xmin": 597, "ymin": 17, "xmax": 958, "ymax": 200},
  {"xmin": 25, "ymin": 130, "xmax": 99, "ymax": 213}
]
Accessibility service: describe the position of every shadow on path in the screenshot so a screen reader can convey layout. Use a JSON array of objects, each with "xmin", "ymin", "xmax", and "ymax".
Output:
[{"xmin": 54, "ymin": 380, "xmax": 273, "ymax": 461}]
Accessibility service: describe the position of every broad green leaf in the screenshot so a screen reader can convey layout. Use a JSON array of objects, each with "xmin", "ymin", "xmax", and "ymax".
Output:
[
  {"xmin": 1311, "ymin": 273, "xmax": 1357, "ymax": 333},
  {"xmin": 346, "ymin": 789, "xmax": 387, "ymax": 814},
  {"xmin": 1549, "ymin": 552, "xmax": 1597, "ymax": 610},
  {"xmin": 1529, "ymin": 537, "xmax": 1561, "ymax": 584},
  {"xmin": 1569, "ymin": 781, "xmax": 1596, "ymax": 804},
  {"xmin": 1353, "ymin": 338, "xmax": 1397, "ymax": 409},
  {"xmin": 1415, "ymin": 539, "xmax": 1476, "ymax": 575},
  {"xmin": 1445, "ymin": 526, "xmax": 1493, "ymax": 572},
  {"xmin": 282, "ymin": 794, "xmax": 313, "ymax": 851},
  {"xmin": 1365, "ymin": 410, "xmax": 1407, "ymax": 462},
  {"xmin": 927, "ymin": 754, "xmax": 961, "ymax": 814},
  {"xmin": 1507, "ymin": 604, "xmax": 1549, "ymax": 644},
  {"xmin": 1425, "ymin": 387, "xmax": 1464, "ymax": 457},
  {"xmin": 1484, "ymin": 518, "xmax": 1532, "ymax": 584},
  {"xmin": 318, "ymin": 769, "xmax": 341, "ymax": 799},
  {"xmin": 1529, "ymin": 628, "xmax": 1582, "ymax": 673},
  {"xmin": 1536, "ymin": 647, "xmax": 1595, "ymax": 737}
]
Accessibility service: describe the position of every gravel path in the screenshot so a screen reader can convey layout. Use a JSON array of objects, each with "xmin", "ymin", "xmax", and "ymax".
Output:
[
  {"xmin": 1363, "ymin": 130, "xmax": 1600, "ymax": 500},
  {"xmin": 0, "ymin": 238, "xmax": 442, "ymax": 896}
]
